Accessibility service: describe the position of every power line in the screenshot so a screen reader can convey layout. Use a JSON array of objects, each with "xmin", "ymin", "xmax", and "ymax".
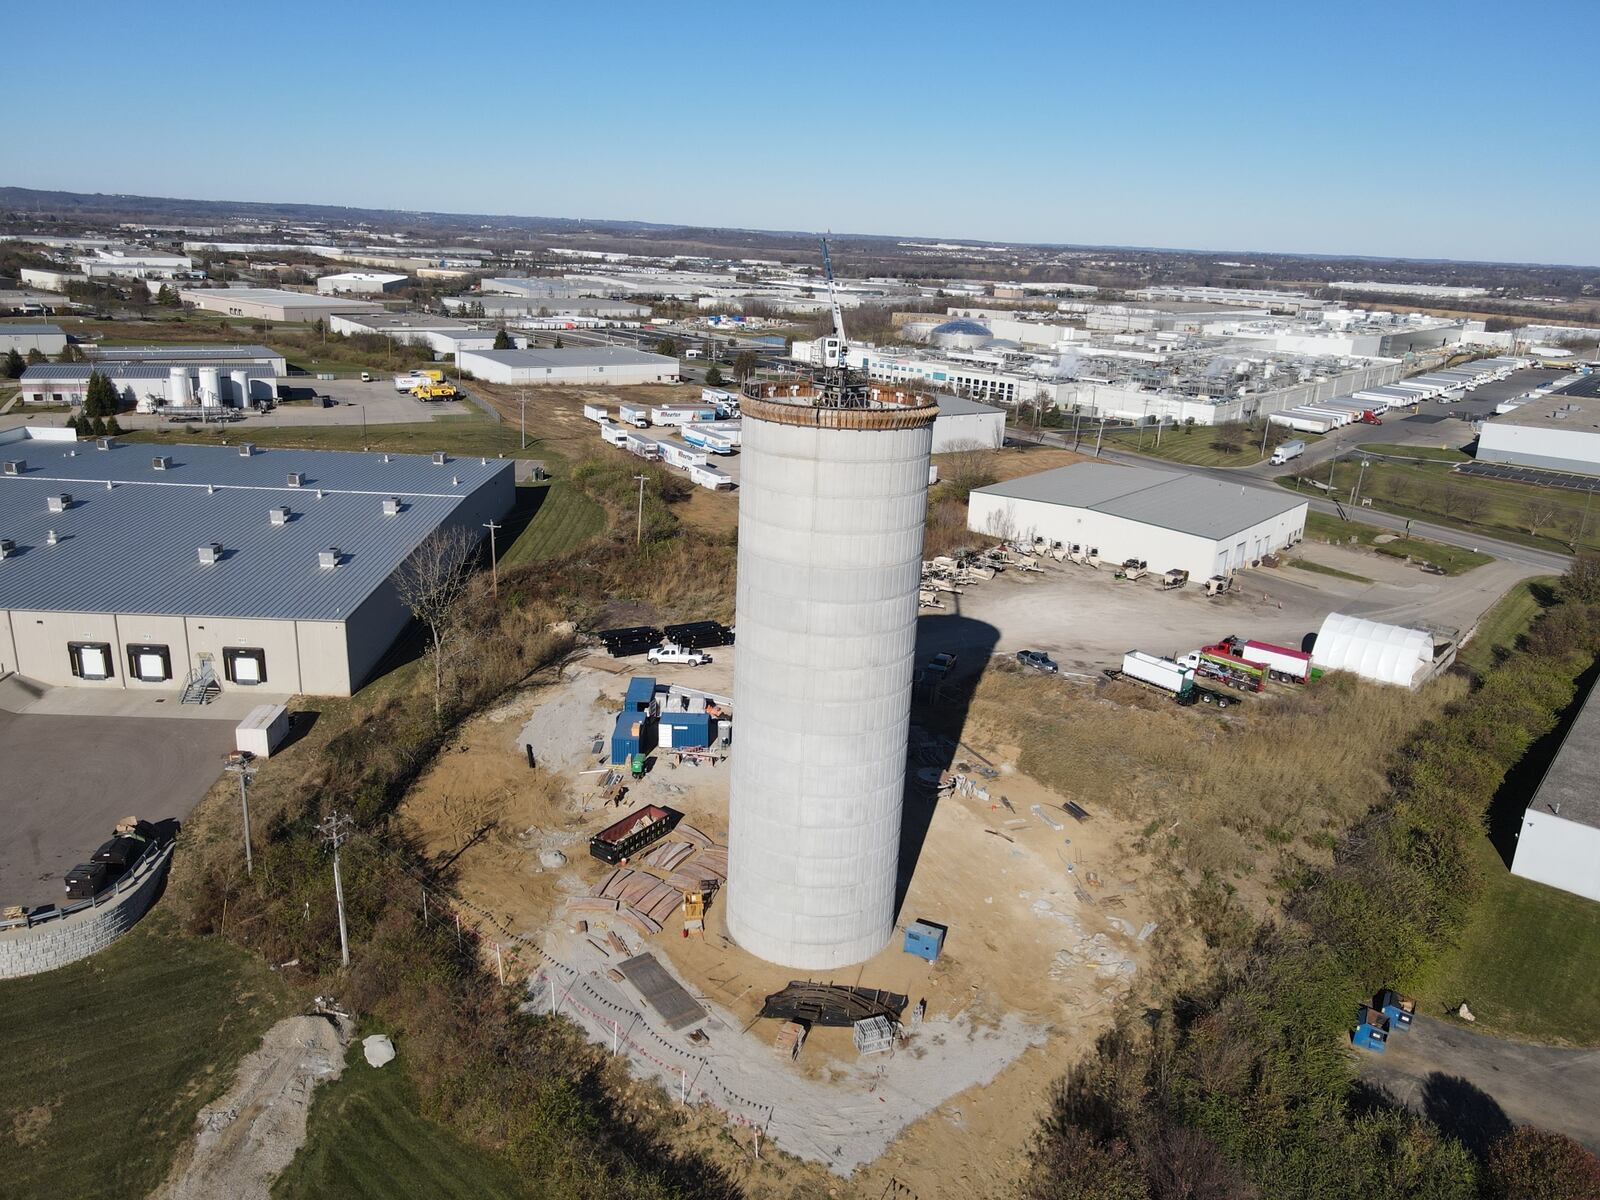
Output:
[{"xmin": 317, "ymin": 811, "xmax": 355, "ymax": 968}]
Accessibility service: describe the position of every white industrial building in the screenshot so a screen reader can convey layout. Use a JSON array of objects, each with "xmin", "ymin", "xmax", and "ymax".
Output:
[
  {"xmin": 19, "ymin": 360, "xmax": 279, "ymax": 410},
  {"xmin": 75, "ymin": 247, "xmax": 194, "ymax": 280},
  {"xmin": 1512, "ymin": 677, "xmax": 1600, "ymax": 903},
  {"xmin": 931, "ymin": 395, "xmax": 1005, "ymax": 452},
  {"xmin": 179, "ymin": 287, "xmax": 384, "ymax": 323},
  {"xmin": 0, "ymin": 431, "xmax": 512, "ymax": 696},
  {"xmin": 968, "ymin": 463, "xmax": 1307, "ymax": 578},
  {"xmin": 317, "ymin": 272, "xmax": 409, "ymax": 295},
  {"xmin": 18, "ymin": 267, "xmax": 87, "ymax": 293},
  {"xmin": 726, "ymin": 380, "xmax": 938, "ymax": 969},
  {"xmin": 0, "ymin": 323, "xmax": 68, "ymax": 356},
  {"xmin": 327, "ymin": 312, "xmax": 525, "ymax": 359},
  {"xmin": 1310, "ymin": 613, "xmax": 1435, "ymax": 688},
  {"xmin": 442, "ymin": 295, "xmax": 650, "ymax": 319},
  {"xmin": 86, "ymin": 343, "xmax": 289, "ymax": 374},
  {"xmin": 457, "ymin": 347, "xmax": 678, "ymax": 386},
  {"xmin": 1476, "ymin": 387, "xmax": 1600, "ymax": 475}
]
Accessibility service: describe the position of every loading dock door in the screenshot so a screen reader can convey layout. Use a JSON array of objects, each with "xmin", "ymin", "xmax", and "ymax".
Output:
[
  {"xmin": 224, "ymin": 647, "xmax": 266, "ymax": 685},
  {"xmin": 127, "ymin": 643, "xmax": 172, "ymax": 682},
  {"xmin": 69, "ymin": 641, "xmax": 113, "ymax": 680}
]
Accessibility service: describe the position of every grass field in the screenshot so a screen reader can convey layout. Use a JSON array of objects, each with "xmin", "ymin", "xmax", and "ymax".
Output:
[
  {"xmin": 0, "ymin": 917, "xmax": 289, "ymax": 1200},
  {"xmin": 1404, "ymin": 834, "xmax": 1600, "ymax": 1046},
  {"xmin": 500, "ymin": 481, "xmax": 606, "ymax": 567},
  {"xmin": 122, "ymin": 415, "xmax": 533, "ymax": 460},
  {"xmin": 1456, "ymin": 576, "xmax": 1558, "ymax": 679},
  {"xmin": 1284, "ymin": 456, "xmax": 1598, "ymax": 555},
  {"xmin": 1356, "ymin": 442, "xmax": 1471, "ymax": 462},
  {"xmin": 1095, "ymin": 423, "xmax": 1300, "ymax": 468},
  {"xmin": 1304, "ymin": 511, "xmax": 1492, "ymax": 575},
  {"xmin": 272, "ymin": 1040, "xmax": 531, "ymax": 1200}
]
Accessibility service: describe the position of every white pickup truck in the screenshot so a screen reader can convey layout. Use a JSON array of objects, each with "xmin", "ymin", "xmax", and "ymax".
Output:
[{"xmin": 646, "ymin": 643, "xmax": 712, "ymax": 666}]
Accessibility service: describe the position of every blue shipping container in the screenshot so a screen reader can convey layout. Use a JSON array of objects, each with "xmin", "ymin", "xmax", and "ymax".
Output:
[
  {"xmin": 661, "ymin": 711, "xmax": 712, "ymax": 748},
  {"xmin": 903, "ymin": 920, "xmax": 947, "ymax": 962},
  {"xmin": 625, "ymin": 677, "xmax": 657, "ymax": 712}
]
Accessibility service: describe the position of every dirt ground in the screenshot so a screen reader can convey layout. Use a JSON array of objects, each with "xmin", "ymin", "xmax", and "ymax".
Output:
[
  {"xmin": 155, "ymin": 1014, "xmax": 350, "ymax": 1200},
  {"xmin": 399, "ymin": 656, "xmax": 1156, "ymax": 1191},
  {"xmin": 920, "ymin": 540, "xmax": 1542, "ymax": 679}
]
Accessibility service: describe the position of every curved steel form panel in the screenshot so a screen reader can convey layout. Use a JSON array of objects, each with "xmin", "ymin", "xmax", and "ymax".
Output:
[{"xmin": 726, "ymin": 401, "xmax": 936, "ymax": 969}]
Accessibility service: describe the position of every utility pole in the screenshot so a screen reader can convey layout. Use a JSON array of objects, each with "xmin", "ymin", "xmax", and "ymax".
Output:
[
  {"xmin": 519, "ymin": 388, "xmax": 527, "ymax": 450},
  {"xmin": 1094, "ymin": 417, "xmax": 1106, "ymax": 458},
  {"xmin": 223, "ymin": 752, "xmax": 256, "ymax": 876},
  {"xmin": 633, "ymin": 473, "xmax": 648, "ymax": 545},
  {"xmin": 1260, "ymin": 416, "xmax": 1272, "ymax": 459},
  {"xmin": 318, "ymin": 811, "xmax": 354, "ymax": 968},
  {"xmin": 1351, "ymin": 459, "xmax": 1371, "ymax": 507},
  {"xmin": 483, "ymin": 519, "xmax": 501, "ymax": 600}
]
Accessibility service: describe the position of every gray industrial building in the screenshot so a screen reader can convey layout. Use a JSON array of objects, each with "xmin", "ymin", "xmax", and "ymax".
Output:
[
  {"xmin": 0, "ymin": 433, "xmax": 512, "ymax": 696},
  {"xmin": 457, "ymin": 347, "xmax": 679, "ymax": 386},
  {"xmin": 968, "ymin": 463, "xmax": 1307, "ymax": 579},
  {"xmin": 87, "ymin": 343, "xmax": 288, "ymax": 374},
  {"xmin": 1477, "ymin": 385, "xmax": 1600, "ymax": 475},
  {"xmin": 0, "ymin": 323, "xmax": 69, "ymax": 356},
  {"xmin": 179, "ymin": 286, "xmax": 384, "ymax": 323}
]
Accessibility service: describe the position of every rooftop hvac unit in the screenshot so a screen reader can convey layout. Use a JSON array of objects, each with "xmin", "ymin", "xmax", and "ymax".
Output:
[
  {"xmin": 152, "ymin": 455, "xmax": 172, "ymax": 471},
  {"xmin": 382, "ymin": 496, "xmax": 401, "ymax": 517},
  {"xmin": 96, "ymin": 437, "xmax": 115, "ymax": 450},
  {"xmin": 47, "ymin": 493, "xmax": 72, "ymax": 513},
  {"xmin": 0, "ymin": 539, "xmax": 14, "ymax": 559},
  {"xmin": 3, "ymin": 460, "xmax": 24, "ymax": 476},
  {"xmin": 287, "ymin": 472, "xmax": 304, "ymax": 487},
  {"xmin": 318, "ymin": 547, "xmax": 341, "ymax": 570},
  {"xmin": 431, "ymin": 452, "xmax": 447, "ymax": 465},
  {"xmin": 239, "ymin": 442, "xmax": 256, "ymax": 457},
  {"xmin": 45, "ymin": 529, "xmax": 57, "ymax": 545},
  {"xmin": 198, "ymin": 542, "xmax": 222, "ymax": 565},
  {"xmin": 269, "ymin": 506, "xmax": 290, "ymax": 526}
]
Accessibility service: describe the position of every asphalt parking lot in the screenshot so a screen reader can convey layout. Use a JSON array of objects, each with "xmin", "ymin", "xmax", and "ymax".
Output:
[{"xmin": 0, "ymin": 708, "xmax": 236, "ymax": 906}]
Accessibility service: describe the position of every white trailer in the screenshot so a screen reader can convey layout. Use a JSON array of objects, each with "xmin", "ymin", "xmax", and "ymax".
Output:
[
  {"xmin": 658, "ymin": 438, "xmax": 708, "ymax": 469},
  {"xmin": 619, "ymin": 403, "xmax": 649, "ymax": 428},
  {"xmin": 1118, "ymin": 650, "xmax": 1194, "ymax": 697},
  {"xmin": 599, "ymin": 420, "xmax": 629, "ymax": 447},
  {"xmin": 684, "ymin": 423, "xmax": 738, "ymax": 454},
  {"xmin": 1270, "ymin": 439, "xmax": 1307, "ymax": 465},
  {"xmin": 650, "ymin": 404, "xmax": 716, "ymax": 427},
  {"xmin": 625, "ymin": 433, "xmax": 661, "ymax": 460},
  {"xmin": 1270, "ymin": 411, "xmax": 1337, "ymax": 434},
  {"xmin": 583, "ymin": 403, "xmax": 609, "ymax": 423},
  {"xmin": 701, "ymin": 387, "xmax": 738, "ymax": 406},
  {"xmin": 689, "ymin": 463, "xmax": 734, "ymax": 491},
  {"xmin": 1241, "ymin": 638, "xmax": 1312, "ymax": 683}
]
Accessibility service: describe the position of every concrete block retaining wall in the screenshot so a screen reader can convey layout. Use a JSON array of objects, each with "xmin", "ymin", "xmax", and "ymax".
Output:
[{"xmin": 0, "ymin": 845, "xmax": 172, "ymax": 978}]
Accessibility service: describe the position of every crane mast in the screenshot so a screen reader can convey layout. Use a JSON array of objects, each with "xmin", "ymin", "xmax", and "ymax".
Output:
[{"xmin": 820, "ymin": 235, "xmax": 848, "ymax": 368}]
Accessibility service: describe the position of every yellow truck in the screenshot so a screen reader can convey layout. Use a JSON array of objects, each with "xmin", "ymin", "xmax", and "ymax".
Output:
[{"xmin": 411, "ymin": 381, "xmax": 460, "ymax": 401}]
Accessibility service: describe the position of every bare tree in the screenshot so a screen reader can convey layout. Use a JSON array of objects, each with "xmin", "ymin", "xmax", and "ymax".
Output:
[
  {"xmin": 1451, "ymin": 485, "xmax": 1489, "ymax": 524},
  {"xmin": 941, "ymin": 438, "xmax": 1000, "ymax": 499},
  {"xmin": 393, "ymin": 526, "xmax": 479, "ymax": 719},
  {"xmin": 1522, "ymin": 497, "xmax": 1562, "ymax": 539}
]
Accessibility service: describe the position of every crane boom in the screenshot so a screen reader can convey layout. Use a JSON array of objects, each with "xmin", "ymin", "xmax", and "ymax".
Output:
[{"xmin": 820, "ymin": 235, "xmax": 848, "ymax": 366}]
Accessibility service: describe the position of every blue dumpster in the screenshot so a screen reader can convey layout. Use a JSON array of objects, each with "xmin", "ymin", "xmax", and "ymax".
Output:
[{"xmin": 903, "ymin": 920, "xmax": 948, "ymax": 963}]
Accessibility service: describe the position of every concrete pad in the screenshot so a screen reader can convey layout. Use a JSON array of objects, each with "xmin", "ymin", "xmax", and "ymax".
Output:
[{"xmin": 0, "ymin": 675, "xmax": 291, "ymax": 722}]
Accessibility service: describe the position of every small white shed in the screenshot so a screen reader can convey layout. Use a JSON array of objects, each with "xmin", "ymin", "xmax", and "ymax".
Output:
[{"xmin": 235, "ymin": 703, "xmax": 290, "ymax": 758}]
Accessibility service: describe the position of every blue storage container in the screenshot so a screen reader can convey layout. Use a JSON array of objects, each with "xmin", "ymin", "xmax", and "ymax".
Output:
[
  {"xmin": 661, "ymin": 711, "xmax": 712, "ymax": 749},
  {"xmin": 903, "ymin": 920, "xmax": 947, "ymax": 963},
  {"xmin": 625, "ymin": 677, "xmax": 657, "ymax": 712}
]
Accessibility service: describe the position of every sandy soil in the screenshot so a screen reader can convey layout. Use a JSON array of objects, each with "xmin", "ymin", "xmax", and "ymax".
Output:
[
  {"xmin": 154, "ymin": 1014, "xmax": 349, "ymax": 1200},
  {"xmin": 401, "ymin": 656, "xmax": 1155, "ymax": 1189}
]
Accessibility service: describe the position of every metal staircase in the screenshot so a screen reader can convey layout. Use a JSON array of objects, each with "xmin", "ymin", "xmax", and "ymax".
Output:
[{"xmin": 180, "ymin": 661, "xmax": 220, "ymax": 705}]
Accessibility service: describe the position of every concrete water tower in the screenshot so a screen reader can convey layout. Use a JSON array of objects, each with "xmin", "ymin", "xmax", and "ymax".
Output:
[{"xmin": 725, "ymin": 240, "xmax": 937, "ymax": 969}]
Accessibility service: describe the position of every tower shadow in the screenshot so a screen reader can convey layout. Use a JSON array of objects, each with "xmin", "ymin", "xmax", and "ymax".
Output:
[{"xmin": 895, "ymin": 611, "xmax": 1000, "ymax": 922}]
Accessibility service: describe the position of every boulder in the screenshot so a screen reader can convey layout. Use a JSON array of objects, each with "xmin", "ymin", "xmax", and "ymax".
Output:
[{"xmin": 362, "ymin": 1033, "xmax": 396, "ymax": 1068}]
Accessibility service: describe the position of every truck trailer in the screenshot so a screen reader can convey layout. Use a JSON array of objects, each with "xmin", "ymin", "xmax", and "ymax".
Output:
[
  {"xmin": 1112, "ymin": 651, "xmax": 1197, "ymax": 704},
  {"xmin": 1270, "ymin": 438, "xmax": 1307, "ymax": 465}
]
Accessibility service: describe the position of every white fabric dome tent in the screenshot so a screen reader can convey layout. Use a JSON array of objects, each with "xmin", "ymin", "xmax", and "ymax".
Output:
[{"xmin": 1311, "ymin": 612, "xmax": 1433, "ymax": 687}]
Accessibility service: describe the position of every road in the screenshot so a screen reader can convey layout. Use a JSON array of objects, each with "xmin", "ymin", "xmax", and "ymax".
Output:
[{"xmin": 1361, "ymin": 1014, "xmax": 1600, "ymax": 1156}]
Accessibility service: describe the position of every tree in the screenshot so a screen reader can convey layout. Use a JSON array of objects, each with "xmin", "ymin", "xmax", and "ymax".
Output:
[
  {"xmin": 2, "ymin": 349, "xmax": 23, "ymax": 379},
  {"xmin": 1558, "ymin": 552, "xmax": 1600, "ymax": 604},
  {"xmin": 552, "ymin": 336, "xmax": 564, "ymax": 349},
  {"xmin": 733, "ymin": 350, "xmax": 757, "ymax": 381},
  {"xmin": 655, "ymin": 336, "xmax": 679, "ymax": 358},
  {"xmin": 1450, "ymin": 484, "xmax": 1489, "ymax": 524},
  {"xmin": 1485, "ymin": 1126, "xmax": 1600, "ymax": 1199},
  {"xmin": 393, "ymin": 526, "xmax": 479, "ymax": 721},
  {"xmin": 155, "ymin": 283, "xmax": 180, "ymax": 308},
  {"xmin": 1523, "ymin": 496, "xmax": 1562, "ymax": 538},
  {"xmin": 1209, "ymin": 422, "xmax": 1248, "ymax": 456},
  {"xmin": 941, "ymin": 438, "xmax": 1000, "ymax": 500},
  {"xmin": 25, "ymin": 348, "xmax": 45, "ymax": 366},
  {"xmin": 105, "ymin": 415, "xmax": 122, "ymax": 435},
  {"xmin": 704, "ymin": 365, "xmax": 725, "ymax": 386},
  {"xmin": 492, "ymin": 328, "xmax": 513, "ymax": 350},
  {"xmin": 90, "ymin": 416, "xmax": 107, "ymax": 436},
  {"xmin": 84, "ymin": 370, "xmax": 120, "ymax": 418}
]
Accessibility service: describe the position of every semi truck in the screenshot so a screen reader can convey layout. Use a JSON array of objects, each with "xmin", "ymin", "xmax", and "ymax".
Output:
[
  {"xmin": 1269, "ymin": 438, "xmax": 1307, "ymax": 465},
  {"xmin": 1181, "ymin": 644, "xmax": 1266, "ymax": 693},
  {"xmin": 1209, "ymin": 635, "xmax": 1316, "ymax": 684}
]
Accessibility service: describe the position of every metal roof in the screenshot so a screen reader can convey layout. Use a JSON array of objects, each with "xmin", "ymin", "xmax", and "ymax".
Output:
[
  {"xmin": 934, "ymin": 395, "xmax": 1005, "ymax": 418},
  {"xmin": 973, "ymin": 462, "xmax": 1305, "ymax": 540},
  {"xmin": 88, "ymin": 344, "xmax": 281, "ymax": 362},
  {"xmin": 179, "ymin": 287, "xmax": 380, "ymax": 308},
  {"xmin": 0, "ymin": 323, "xmax": 64, "ymax": 335},
  {"xmin": 1524, "ymin": 675, "xmax": 1600, "ymax": 830},
  {"xmin": 462, "ymin": 347, "xmax": 674, "ymax": 370},
  {"xmin": 0, "ymin": 441, "xmax": 509, "ymax": 622},
  {"xmin": 22, "ymin": 363, "xmax": 274, "ymax": 382}
]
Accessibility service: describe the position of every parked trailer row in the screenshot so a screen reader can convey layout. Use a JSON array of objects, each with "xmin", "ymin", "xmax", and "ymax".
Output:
[{"xmin": 1108, "ymin": 651, "xmax": 1237, "ymax": 708}]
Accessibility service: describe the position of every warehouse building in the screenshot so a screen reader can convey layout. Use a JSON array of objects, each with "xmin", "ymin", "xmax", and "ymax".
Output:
[
  {"xmin": 1476, "ymin": 387, "xmax": 1600, "ymax": 475},
  {"xmin": 968, "ymin": 462, "xmax": 1307, "ymax": 578},
  {"xmin": 457, "ymin": 347, "xmax": 678, "ymax": 386},
  {"xmin": 1512, "ymin": 676, "xmax": 1600, "ymax": 903},
  {"xmin": 87, "ymin": 343, "xmax": 288, "ymax": 374},
  {"xmin": 0, "ymin": 434, "xmax": 512, "ymax": 696},
  {"xmin": 179, "ymin": 287, "xmax": 384, "ymax": 323},
  {"xmin": 0, "ymin": 323, "xmax": 68, "ymax": 356},
  {"xmin": 327, "ymin": 313, "xmax": 524, "ymax": 359},
  {"xmin": 931, "ymin": 395, "xmax": 1006, "ymax": 452},
  {"xmin": 317, "ymin": 271, "xmax": 409, "ymax": 295},
  {"xmin": 19, "ymin": 347, "xmax": 281, "ymax": 409},
  {"xmin": 442, "ymin": 295, "xmax": 652, "ymax": 319}
]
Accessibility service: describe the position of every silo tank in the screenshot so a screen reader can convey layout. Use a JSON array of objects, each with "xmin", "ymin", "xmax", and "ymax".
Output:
[
  {"xmin": 167, "ymin": 367, "xmax": 193, "ymax": 407},
  {"xmin": 229, "ymin": 369, "xmax": 251, "ymax": 406},
  {"xmin": 725, "ymin": 391, "xmax": 937, "ymax": 969},
  {"xmin": 198, "ymin": 366, "xmax": 222, "ymax": 407}
]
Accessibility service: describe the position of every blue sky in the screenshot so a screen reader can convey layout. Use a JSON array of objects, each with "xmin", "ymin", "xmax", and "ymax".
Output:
[{"xmin": 10, "ymin": 0, "xmax": 1599, "ymax": 266}]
